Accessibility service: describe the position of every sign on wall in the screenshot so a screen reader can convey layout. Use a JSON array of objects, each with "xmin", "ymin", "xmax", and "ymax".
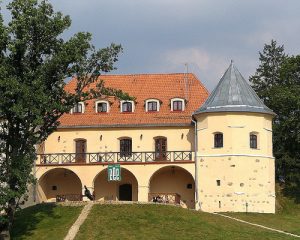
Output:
[{"xmin": 108, "ymin": 164, "xmax": 121, "ymax": 181}]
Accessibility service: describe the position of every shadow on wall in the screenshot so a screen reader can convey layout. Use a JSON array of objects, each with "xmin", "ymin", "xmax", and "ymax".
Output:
[{"xmin": 186, "ymin": 128, "xmax": 194, "ymax": 151}]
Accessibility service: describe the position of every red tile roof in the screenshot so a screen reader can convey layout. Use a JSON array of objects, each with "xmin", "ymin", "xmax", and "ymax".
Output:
[{"xmin": 59, "ymin": 73, "xmax": 209, "ymax": 128}]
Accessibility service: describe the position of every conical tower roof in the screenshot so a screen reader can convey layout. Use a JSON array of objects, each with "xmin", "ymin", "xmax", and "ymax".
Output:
[{"xmin": 193, "ymin": 61, "xmax": 275, "ymax": 116}]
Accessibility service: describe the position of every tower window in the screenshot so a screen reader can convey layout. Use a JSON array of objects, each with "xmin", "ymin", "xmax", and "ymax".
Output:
[
  {"xmin": 250, "ymin": 133, "xmax": 258, "ymax": 149},
  {"xmin": 214, "ymin": 133, "xmax": 223, "ymax": 148},
  {"xmin": 216, "ymin": 180, "xmax": 221, "ymax": 186}
]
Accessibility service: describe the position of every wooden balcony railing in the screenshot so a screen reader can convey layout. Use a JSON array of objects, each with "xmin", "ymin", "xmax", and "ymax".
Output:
[
  {"xmin": 37, "ymin": 151, "xmax": 194, "ymax": 165},
  {"xmin": 148, "ymin": 192, "xmax": 181, "ymax": 205}
]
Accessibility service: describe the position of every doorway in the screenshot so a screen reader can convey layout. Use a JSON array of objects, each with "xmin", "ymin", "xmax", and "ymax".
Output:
[
  {"xmin": 75, "ymin": 139, "xmax": 86, "ymax": 163},
  {"xmin": 119, "ymin": 184, "xmax": 132, "ymax": 201},
  {"xmin": 155, "ymin": 137, "xmax": 167, "ymax": 160}
]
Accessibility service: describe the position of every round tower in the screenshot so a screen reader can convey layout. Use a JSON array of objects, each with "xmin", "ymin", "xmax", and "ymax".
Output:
[{"xmin": 193, "ymin": 62, "xmax": 276, "ymax": 213}]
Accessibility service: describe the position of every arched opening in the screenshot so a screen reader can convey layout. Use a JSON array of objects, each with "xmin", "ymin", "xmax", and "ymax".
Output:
[
  {"xmin": 38, "ymin": 168, "xmax": 82, "ymax": 202},
  {"xmin": 149, "ymin": 166, "xmax": 195, "ymax": 209},
  {"xmin": 94, "ymin": 168, "xmax": 138, "ymax": 201}
]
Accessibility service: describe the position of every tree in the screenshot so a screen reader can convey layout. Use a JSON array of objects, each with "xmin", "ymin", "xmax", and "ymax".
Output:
[
  {"xmin": 249, "ymin": 39, "xmax": 287, "ymax": 103},
  {"xmin": 0, "ymin": 0, "xmax": 130, "ymax": 239},
  {"xmin": 250, "ymin": 41, "xmax": 300, "ymax": 201}
]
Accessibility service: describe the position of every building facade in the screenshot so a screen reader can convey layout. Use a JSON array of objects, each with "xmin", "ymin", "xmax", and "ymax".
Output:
[{"xmin": 34, "ymin": 63, "xmax": 276, "ymax": 213}]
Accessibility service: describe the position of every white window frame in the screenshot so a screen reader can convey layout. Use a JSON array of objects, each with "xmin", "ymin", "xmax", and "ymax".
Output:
[
  {"xmin": 120, "ymin": 100, "xmax": 135, "ymax": 113},
  {"xmin": 145, "ymin": 99, "xmax": 160, "ymax": 112},
  {"xmin": 71, "ymin": 102, "xmax": 85, "ymax": 114},
  {"xmin": 95, "ymin": 100, "xmax": 110, "ymax": 113},
  {"xmin": 171, "ymin": 98, "xmax": 185, "ymax": 111}
]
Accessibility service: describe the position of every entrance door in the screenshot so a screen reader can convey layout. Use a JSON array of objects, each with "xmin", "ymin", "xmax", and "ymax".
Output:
[
  {"xmin": 155, "ymin": 137, "xmax": 167, "ymax": 160},
  {"xmin": 75, "ymin": 139, "xmax": 86, "ymax": 163},
  {"xmin": 119, "ymin": 184, "xmax": 132, "ymax": 201}
]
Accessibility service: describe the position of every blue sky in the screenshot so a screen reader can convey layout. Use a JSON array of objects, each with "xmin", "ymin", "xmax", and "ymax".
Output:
[{"xmin": 2, "ymin": 0, "xmax": 300, "ymax": 90}]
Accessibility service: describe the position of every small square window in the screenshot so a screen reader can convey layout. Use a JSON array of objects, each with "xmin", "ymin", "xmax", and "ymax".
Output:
[
  {"xmin": 173, "ymin": 100, "xmax": 183, "ymax": 111},
  {"xmin": 73, "ymin": 103, "xmax": 83, "ymax": 113},
  {"xmin": 97, "ymin": 102, "xmax": 107, "ymax": 113},
  {"xmin": 148, "ymin": 101, "xmax": 158, "ymax": 111},
  {"xmin": 187, "ymin": 184, "xmax": 193, "ymax": 189},
  {"xmin": 122, "ymin": 102, "xmax": 132, "ymax": 112},
  {"xmin": 52, "ymin": 186, "xmax": 57, "ymax": 191}
]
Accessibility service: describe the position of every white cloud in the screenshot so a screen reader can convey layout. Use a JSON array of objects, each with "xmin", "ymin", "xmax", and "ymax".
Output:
[{"xmin": 162, "ymin": 47, "xmax": 229, "ymax": 90}]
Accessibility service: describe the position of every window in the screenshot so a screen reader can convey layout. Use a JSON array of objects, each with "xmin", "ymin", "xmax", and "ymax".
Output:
[
  {"xmin": 96, "ymin": 101, "xmax": 109, "ymax": 113},
  {"xmin": 145, "ymin": 99, "xmax": 160, "ymax": 112},
  {"xmin": 121, "ymin": 101, "xmax": 134, "ymax": 113},
  {"xmin": 214, "ymin": 133, "xmax": 223, "ymax": 148},
  {"xmin": 148, "ymin": 101, "xmax": 157, "ymax": 111},
  {"xmin": 173, "ymin": 101, "xmax": 182, "ymax": 111},
  {"xmin": 72, "ymin": 102, "xmax": 84, "ymax": 113},
  {"xmin": 120, "ymin": 138, "xmax": 132, "ymax": 157},
  {"xmin": 171, "ymin": 98, "xmax": 185, "ymax": 111},
  {"xmin": 216, "ymin": 180, "xmax": 221, "ymax": 186},
  {"xmin": 250, "ymin": 133, "xmax": 258, "ymax": 149}
]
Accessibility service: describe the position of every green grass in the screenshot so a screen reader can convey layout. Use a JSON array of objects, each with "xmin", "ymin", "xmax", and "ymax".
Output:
[
  {"xmin": 225, "ymin": 197, "xmax": 300, "ymax": 235},
  {"xmin": 75, "ymin": 204, "xmax": 296, "ymax": 240},
  {"xmin": 11, "ymin": 204, "xmax": 83, "ymax": 240}
]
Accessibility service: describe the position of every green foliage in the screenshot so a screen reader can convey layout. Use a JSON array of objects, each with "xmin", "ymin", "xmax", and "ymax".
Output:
[
  {"xmin": 0, "ymin": 0, "xmax": 126, "ymax": 235},
  {"xmin": 250, "ymin": 40, "xmax": 300, "ymax": 201}
]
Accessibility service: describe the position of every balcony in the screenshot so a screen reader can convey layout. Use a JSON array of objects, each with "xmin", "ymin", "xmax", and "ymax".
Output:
[{"xmin": 37, "ymin": 151, "xmax": 194, "ymax": 165}]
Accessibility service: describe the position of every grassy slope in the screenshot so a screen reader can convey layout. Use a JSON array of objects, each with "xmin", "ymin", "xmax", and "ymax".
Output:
[
  {"xmin": 75, "ymin": 204, "xmax": 296, "ymax": 240},
  {"xmin": 11, "ymin": 204, "xmax": 82, "ymax": 240},
  {"xmin": 225, "ymin": 195, "xmax": 300, "ymax": 235}
]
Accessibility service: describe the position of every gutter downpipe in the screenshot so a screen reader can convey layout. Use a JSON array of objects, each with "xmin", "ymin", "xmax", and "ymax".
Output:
[{"xmin": 191, "ymin": 118, "xmax": 201, "ymax": 210}]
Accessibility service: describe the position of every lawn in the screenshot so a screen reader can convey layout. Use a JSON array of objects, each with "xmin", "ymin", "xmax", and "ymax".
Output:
[
  {"xmin": 225, "ymin": 197, "xmax": 300, "ymax": 235},
  {"xmin": 75, "ymin": 204, "xmax": 296, "ymax": 240},
  {"xmin": 11, "ymin": 204, "xmax": 83, "ymax": 240}
]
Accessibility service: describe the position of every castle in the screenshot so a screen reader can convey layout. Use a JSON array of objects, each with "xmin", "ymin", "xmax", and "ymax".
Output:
[{"xmin": 34, "ymin": 62, "xmax": 276, "ymax": 213}]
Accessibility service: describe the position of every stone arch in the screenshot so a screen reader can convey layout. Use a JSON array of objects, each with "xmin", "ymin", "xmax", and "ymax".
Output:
[
  {"xmin": 93, "ymin": 167, "xmax": 138, "ymax": 201},
  {"xmin": 38, "ymin": 168, "xmax": 82, "ymax": 202},
  {"xmin": 149, "ymin": 165, "xmax": 195, "ymax": 208}
]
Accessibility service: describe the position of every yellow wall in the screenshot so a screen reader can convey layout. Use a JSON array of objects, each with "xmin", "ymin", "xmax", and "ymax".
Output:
[
  {"xmin": 194, "ymin": 112, "xmax": 275, "ymax": 213},
  {"xmin": 42, "ymin": 126, "xmax": 194, "ymax": 154}
]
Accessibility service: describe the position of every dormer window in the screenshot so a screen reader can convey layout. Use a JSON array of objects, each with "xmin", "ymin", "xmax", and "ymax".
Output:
[
  {"xmin": 121, "ymin": 101, "xmax": 134, "ymax": 113},
  {"xmin": 95, "ymin": 100, "xmax": 109, "ymax": 113},
  {"xmin": 72, "ymin": 102, "xmax": 84, "ymax": 114},
  {"xmin": 145, "ymin": 99, "xmax": 160, "ymax": 112},
  {"xmin": 171, "ymin": 98, "xmax": 185, "ymax": 111}
]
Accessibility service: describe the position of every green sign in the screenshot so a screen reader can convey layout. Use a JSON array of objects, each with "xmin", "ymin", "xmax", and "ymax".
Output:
[{"xmin": 108, "ymin": 164, "xmax": 121, "ymax": 181}]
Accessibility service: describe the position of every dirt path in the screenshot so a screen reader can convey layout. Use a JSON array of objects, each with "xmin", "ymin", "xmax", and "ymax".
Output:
[{"xmin": 64, "ymin": 202, "xmax": 94, "ymax": 240}]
